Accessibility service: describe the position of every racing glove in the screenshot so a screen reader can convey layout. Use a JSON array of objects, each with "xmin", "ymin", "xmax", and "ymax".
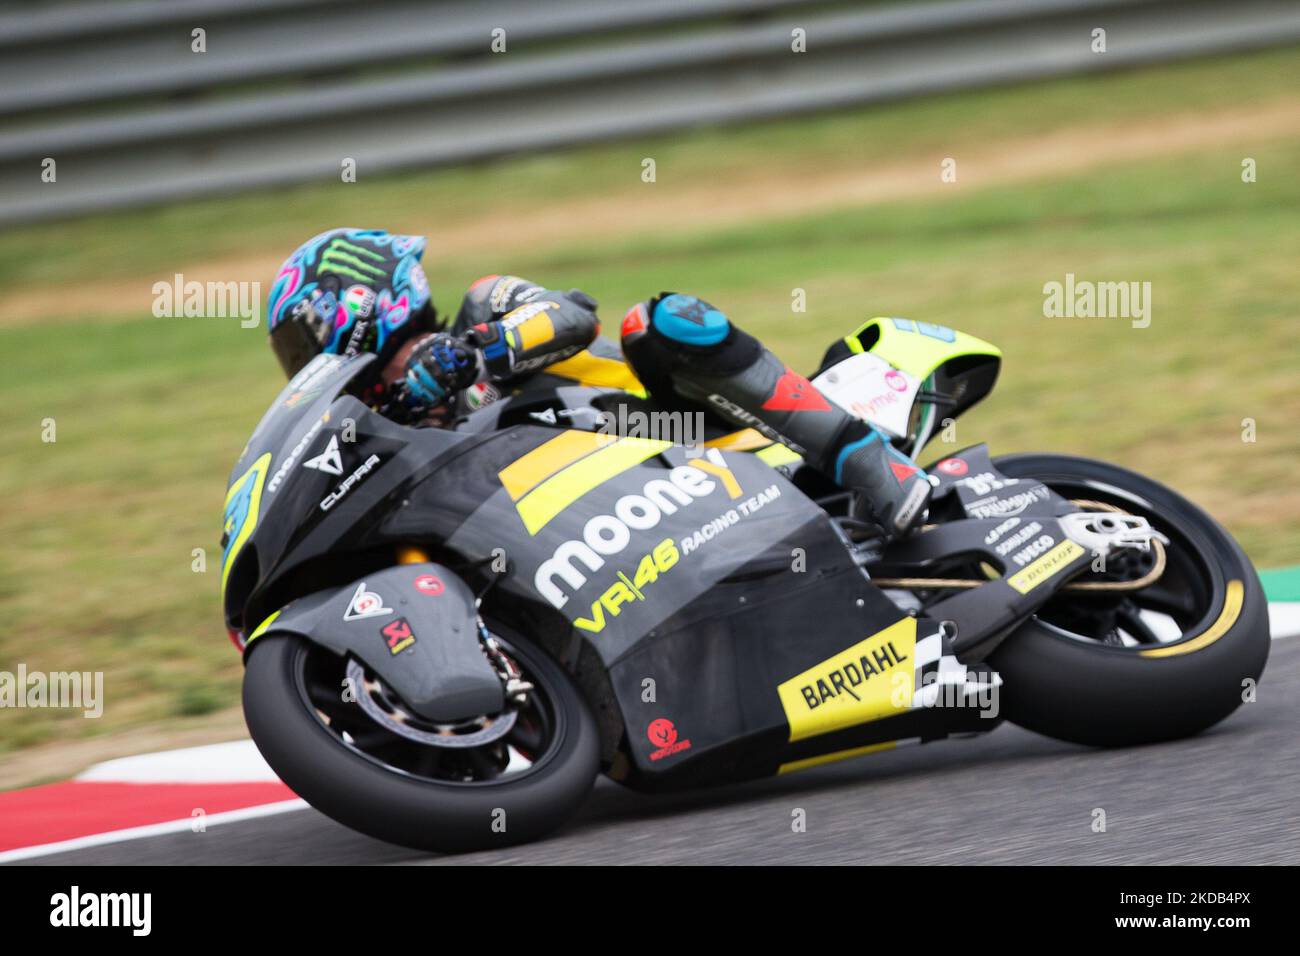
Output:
[
  {"xmin": 400, "ymin": 333, "xmax": 480, "ymax": 411},
  {"xmin": 456, "ymin": 275, "xmax": 600, "ymax": 381}
]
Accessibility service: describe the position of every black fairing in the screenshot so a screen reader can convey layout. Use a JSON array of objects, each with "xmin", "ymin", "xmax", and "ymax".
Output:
[
  {"xmin": 248, "ymin": 562, "xmax": 502, "ymax": 722},
  {"xmin": 223, "ymin": 353, "xmax": 1009, "ymax": 789},
  {"xmin": 222, "ymin": 353, "xmax": 478, "ymax": 632}
]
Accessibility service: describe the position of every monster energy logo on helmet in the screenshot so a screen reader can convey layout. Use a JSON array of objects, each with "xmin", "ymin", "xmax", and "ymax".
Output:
[
  {"xmin": 268, "ymin": 228, "xmax": 435, "ymax": 378},
  {"xmin": 319, "ymin": 239, "xmax": 389, "ymax": 284}
]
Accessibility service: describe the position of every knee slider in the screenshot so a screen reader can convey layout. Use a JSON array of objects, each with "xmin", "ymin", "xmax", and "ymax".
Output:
[
  {"xmin": 651, "ymin": 293, "xmax": 731, "ymax": 346},
  {"xmin": 639, "ymin": 293, "xmax": 759, "ymax": 375}
]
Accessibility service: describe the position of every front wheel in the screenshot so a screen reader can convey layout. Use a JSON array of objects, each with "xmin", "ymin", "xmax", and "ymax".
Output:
[
  {"xmin": 986, "ymin": 453, "xmax": 1270, "ymax": 747},
  {"xmin": 242, "ymin": 621, "xmax": 599, "ymax": 853}
]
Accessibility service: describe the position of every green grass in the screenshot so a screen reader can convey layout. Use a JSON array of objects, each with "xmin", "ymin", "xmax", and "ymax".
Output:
[{"xmin": 2, "ymin": 47, "xmax": 1299, "ymax": 754}]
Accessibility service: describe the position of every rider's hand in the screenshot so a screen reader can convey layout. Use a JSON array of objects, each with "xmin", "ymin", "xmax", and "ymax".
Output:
[
  {"xmin": 460, "ymin": 288, "xmax": 600, "ymax": 384},
  {"xmin": 402, "ymin": 333, "xmax": 480, "ymax": 409}
]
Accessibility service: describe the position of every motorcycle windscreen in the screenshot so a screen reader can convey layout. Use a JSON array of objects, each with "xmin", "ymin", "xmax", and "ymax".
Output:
[
  {"xmin": 222, "ymin": 356, "xmax": 371, "ymax": 605},
  {"xmin": 813, "ymin": 318, "xmax": 1001, "ymax": 451},
  {"xmin": 226, "ymin": 352, "xmax": 376, "ymax": 486},
  {"xmin": 812, "ymin": 350, "xmax": 921, "ymax": 439}
]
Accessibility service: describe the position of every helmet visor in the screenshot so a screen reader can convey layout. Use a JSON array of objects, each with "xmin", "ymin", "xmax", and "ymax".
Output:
[{"xmin": 269, "ymin": 312, "xmax": 327, "ymax": 377}]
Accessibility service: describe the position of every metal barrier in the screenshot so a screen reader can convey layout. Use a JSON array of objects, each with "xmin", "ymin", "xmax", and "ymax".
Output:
[{"xmin": 2, "ymin": 0, "xmax": 1298, "ymax": 224}]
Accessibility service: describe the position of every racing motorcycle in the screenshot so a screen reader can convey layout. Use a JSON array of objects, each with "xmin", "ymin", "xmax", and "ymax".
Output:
[{"xmin": 223, "ymin": 316, "xmax": 1270, "ymax": 852}]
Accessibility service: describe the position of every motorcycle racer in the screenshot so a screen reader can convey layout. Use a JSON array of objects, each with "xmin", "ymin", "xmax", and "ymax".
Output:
[
  {"xmin": 266, "ymin": 228, "xmax": 931, "ymax": 538},
  {"xmin": 267, "ymin": 229, "xmax": 605, "ymax": 426}
]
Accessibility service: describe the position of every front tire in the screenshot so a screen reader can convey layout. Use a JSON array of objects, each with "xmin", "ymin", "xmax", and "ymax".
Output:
[
  {"xmin": 986, "ymin": 453, "xmax": 1270, "ymax": 747},
  {"xmin": 242, "ymin": 622, "xmax": 599, "ymax": 853}
]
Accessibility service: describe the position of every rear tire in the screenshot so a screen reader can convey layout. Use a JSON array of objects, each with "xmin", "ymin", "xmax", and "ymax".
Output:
[
  {"xmin": 243, "ymin": 623, "xmax": 599, "ymax": 853},
  {"xmin": 986, "ymin": 453, "xmax": 1269, "ymax": 747}
]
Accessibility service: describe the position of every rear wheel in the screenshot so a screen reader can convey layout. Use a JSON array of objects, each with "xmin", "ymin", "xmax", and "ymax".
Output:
[
  {"xmin": 986, "ymin": 454, "xmax": 1269, "ymax": 747},
  {"xmin": 243, "ymin": 620, "xmax": 599, "ymax": 853}
]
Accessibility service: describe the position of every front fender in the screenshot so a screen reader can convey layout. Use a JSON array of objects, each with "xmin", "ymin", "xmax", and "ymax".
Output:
[{"xmin": 243, "ymin": 562, "xmax": 504, "ymax": 722}]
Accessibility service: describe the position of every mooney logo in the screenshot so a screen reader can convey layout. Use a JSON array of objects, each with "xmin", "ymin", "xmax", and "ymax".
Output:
[
  {"xmin": 268, "ymin": 416, "xmax": 328, "ymax": 493},
  {"xmin": 535, "ymin": 448, "xmax": 740, "ymax": 610}
]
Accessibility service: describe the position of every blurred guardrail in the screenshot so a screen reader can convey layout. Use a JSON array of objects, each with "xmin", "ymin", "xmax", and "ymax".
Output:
[{"xmin": 3, "ymin": 0, "xmax": 1299, "ymax": 224}]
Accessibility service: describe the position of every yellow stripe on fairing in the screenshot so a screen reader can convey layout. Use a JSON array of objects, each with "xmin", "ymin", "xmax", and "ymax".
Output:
[
  {"xmin": 705, "ymin": 429, "xmax": 771, "ymax": 452},
  {"xmin": 545, "ymin": 350, "xmax": 645, "ymax": 393},
  {"xmin": 498, "ymin": 430, "xmax": 619, "ymax": 502},
  {"xmin": 755, "ymin": 443, "xmax": 804, "ymax": 468},
  {"xmin": 516, "ymin": 437, "xmax": 670, "ymax": 534},
  {"xmin": 245, "ymin": 610, "xmax": 282, "ymax": 645},
  {"xmin": 1140, "ymin": 580, "xmax": 1244, "ymax": 658},
  {"xmin": 778, "ymin": 741, "xmax": 896, "ymax": 775}
]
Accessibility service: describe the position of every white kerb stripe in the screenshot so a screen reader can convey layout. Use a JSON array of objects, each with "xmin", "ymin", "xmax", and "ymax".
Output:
[
  {"xmin": 76, "ymin": 739, "xmax": 279, "ymax": 783},
  {"xmin": 1268, "ymin": 602, "xmax": 1300, "ymax": 640}
]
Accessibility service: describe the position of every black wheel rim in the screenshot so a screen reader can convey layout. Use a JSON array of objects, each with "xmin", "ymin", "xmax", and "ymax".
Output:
[{"xmin": 289, "ymin": 633, "xmax": 564, "ymax": 786}]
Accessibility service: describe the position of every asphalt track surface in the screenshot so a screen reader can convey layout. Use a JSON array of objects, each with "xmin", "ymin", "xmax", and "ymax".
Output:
[{"xmin": 18, "ymin": 638, "xmax": 1297, "ymax": 867}]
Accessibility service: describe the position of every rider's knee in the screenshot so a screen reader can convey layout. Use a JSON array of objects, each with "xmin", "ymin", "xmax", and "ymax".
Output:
[{"xmin": 621, "ymin": 293, "xmax": 760, "ymax": 382}]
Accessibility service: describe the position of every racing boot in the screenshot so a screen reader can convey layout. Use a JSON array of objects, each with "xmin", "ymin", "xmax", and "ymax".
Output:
[
  {"xmin": 833, "ymin": 425, "xmax": 933, "ymax": 538},
  {"xmin": 621, "ymin": 292, "xmax": 931, "ymax": 538}
]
